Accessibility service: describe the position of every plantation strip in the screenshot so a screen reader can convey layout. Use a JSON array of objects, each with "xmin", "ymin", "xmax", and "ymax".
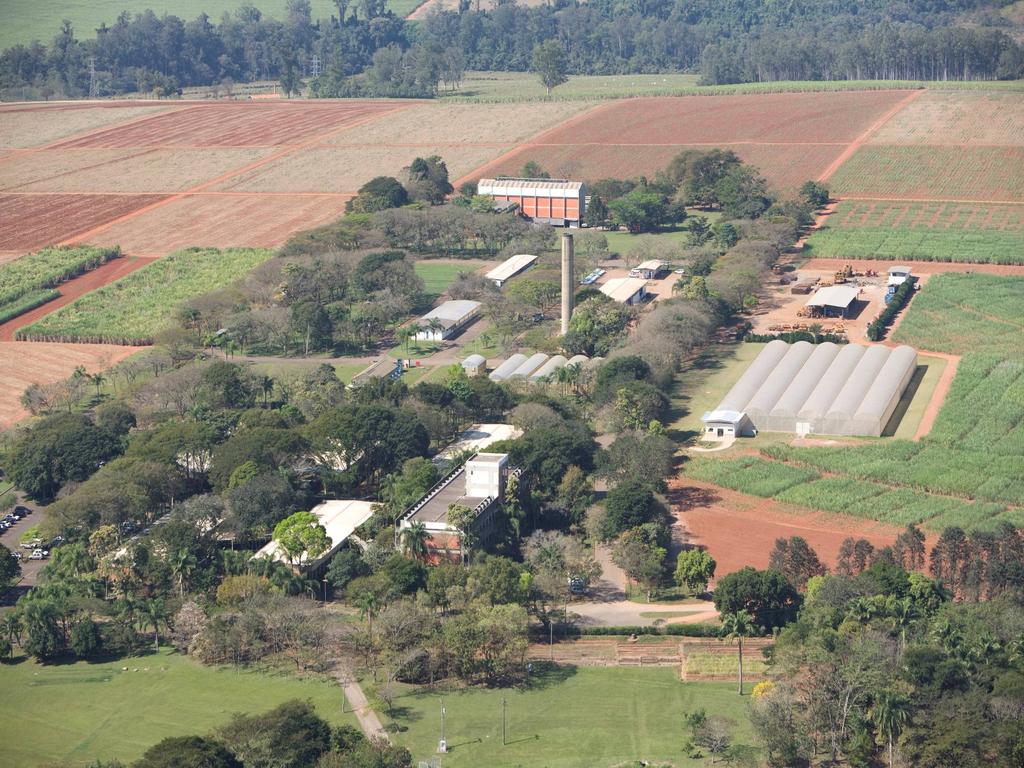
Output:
[
  {"xmin": 0, "ymin": 288, "xmax": 58, "ymax": 324},
  {"xmin": 18, "ymin": 247, "xmax": 273, "ymax": 345},
  {"xmin": 804, "ymin": 227, "xmax": 1024, "ymax": 264},
  {"xmin": 0, "ymin": 245, "xmax": 119, "ymax": 307}
]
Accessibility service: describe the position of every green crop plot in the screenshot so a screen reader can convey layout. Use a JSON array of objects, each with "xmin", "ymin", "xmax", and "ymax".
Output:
[
  {"xmin": 0, "ymin": 649, "xmax": 357, "ymax": 767},
  {"xmin": 804, "ymin": 201, "xmax": 1024, "ymax": 265},
  {"xmin": 686, "ymin": 456, "xmax": 818, "ymax": 497},
  {"xmin": 0, "ymin": 245, "xmax": 118, "ymax": 321},
  {"xmin": 19, "ymin": 247, "xmax": 272, "ymax": 345},
  {"xmin": 893, "ymin": 273, "xmax": 1024, "ymax": 355}
]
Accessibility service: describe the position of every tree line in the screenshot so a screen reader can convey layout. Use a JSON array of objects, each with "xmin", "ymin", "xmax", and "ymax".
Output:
[{"xmin": 2, "ymin": 0, "xmax": 1021, "ymax": 99}]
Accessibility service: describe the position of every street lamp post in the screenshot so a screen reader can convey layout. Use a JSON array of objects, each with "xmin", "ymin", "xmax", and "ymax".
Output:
[
  {"xmin": 502, "ymin": 697, "xmax": 507, "ymax": 746},
  {"xmin": 438, "ymin": 698, "xmax": 447, "ymax": 753},
  {"xmin": 322, "ymin": 577, "xmax": 328, "ymax": 606}
]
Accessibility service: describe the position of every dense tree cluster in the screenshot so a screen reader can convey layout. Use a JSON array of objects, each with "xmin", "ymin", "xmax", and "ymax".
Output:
[{"xmin": 3, "ymin": 0, "xmax": 1020, "ymax": 98}]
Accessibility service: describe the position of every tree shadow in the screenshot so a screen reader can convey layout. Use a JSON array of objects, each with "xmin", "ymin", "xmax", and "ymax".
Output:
[
  {"xmin": 522, "ymin": 660, "xmax": 577, "ymax": 691},
  {"xmin": 665, "ymin": 485, "xmax": 720, "ymax": 511},
  {"xmin": 382, "ymin": 704, "xmax": 420, "ymax": 732}
]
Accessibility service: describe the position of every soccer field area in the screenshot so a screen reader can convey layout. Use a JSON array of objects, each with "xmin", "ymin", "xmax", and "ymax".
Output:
[
  {"xmin": 374, "ymin": 667, "xmax": 757, "ymax": 767},
  {"xmin": 0, "ymin": 650, "xmax": 358, "ymax": 767}
]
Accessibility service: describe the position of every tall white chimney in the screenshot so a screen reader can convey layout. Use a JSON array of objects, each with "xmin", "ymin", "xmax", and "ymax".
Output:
[{"xmin": 560, "ymin": 233, "xmax": 574, "ymax": 336}]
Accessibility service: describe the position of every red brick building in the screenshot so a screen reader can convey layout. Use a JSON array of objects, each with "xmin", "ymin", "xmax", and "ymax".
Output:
[{"xmin": 477, "ymin": 177, "xmax": 586, "ymax": 227}]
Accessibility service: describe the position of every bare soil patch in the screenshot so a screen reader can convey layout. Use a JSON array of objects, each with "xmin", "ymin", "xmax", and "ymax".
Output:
[
  {"xmin": 91, "ymin": 193, "xmax": 352, "ymax": 254},
  {"xmin": 51, "ymin": 102, "xmax": 405, "ymax": 148},
  {"xmin": 0, "ymin": 104, "xmax": 174, "ymax": 149},
  {"xmin": 0, "ymin": 342, "xmax": 139, "ymax": 430},
  {"xmin": 216, "ymin": 144, "xmax": 510, "ymax": 193},
  {"xmin": 0, "ymin": 193, "xmax": 169, "ymax": 252},
  {"xmin": 1, "ymin": 148, "xmax": 274, "ymax": 193},
  {"xmin": 867, "ymin": 90, "xmax": 1024, "ymax": 146},
  {"xmin": 327, "ymin": 100, "xmax": 592, "ymax": 145},
  {"xmin": 667, "ymin": 478, "xmax": 910, "ymax": 577},
  {"xmin": 801, "ymin": 257, "xmax": 1024, "ymax": 276}
]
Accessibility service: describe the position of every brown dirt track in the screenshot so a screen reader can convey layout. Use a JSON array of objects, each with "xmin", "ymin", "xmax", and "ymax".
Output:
[
  {"xmin": 52, "ymin": 101, "xmax": 409, "ymax": 148},
  {"xmin": 0, "ymin": 342, "xmax": 139, "ymax": 430},
  {"xmin": 801, "ymin": 257, "xmax": 1024, "ymax": 276},
  {"xmin": 0, "ymin": 193, "xmax": 168, "ymax": 252},
  {"xmin": 667, "ymin": 478, "xmax": 918, "ymax": 578},
  {"xmin": 0, "ymin": 256, "xmax": 156, "ymax": 341}
]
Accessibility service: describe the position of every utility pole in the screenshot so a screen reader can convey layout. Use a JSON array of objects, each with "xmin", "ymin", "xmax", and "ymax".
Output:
[
  {"xmin": 438, "ymin": 698, "xmax": 447, "ymax": 753},
  {"xmin": 502, "ymin": 697, "xmax": 507, "ymax": 745},
  {"xmin": 310, "ymin": 54, "xmax": 321, "ymax": 79},
  {"xmin": 88, "ymin": 56, "xmax": 97, "ymax": 99},
  {"xmin": 549, "ymin": 619, "xmax": 554, "ymax": 660}
]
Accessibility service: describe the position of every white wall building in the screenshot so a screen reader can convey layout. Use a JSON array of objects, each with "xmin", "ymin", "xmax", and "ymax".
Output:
[
  {"xmin": 415, "ymin": 300, "xmax": 482, "ymax": 341},
  {"xmin": 600, "ymin": 277, "xmax": 649, "ymax": 305}
]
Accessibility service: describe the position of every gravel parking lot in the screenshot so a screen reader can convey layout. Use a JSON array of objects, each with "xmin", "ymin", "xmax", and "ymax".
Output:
[{"xmin": 1, "ymin": 498, "xmax": 47, "ymax": 606}]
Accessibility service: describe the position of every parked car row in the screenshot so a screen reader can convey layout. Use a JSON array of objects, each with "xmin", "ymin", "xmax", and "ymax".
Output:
[{"xmin": 1, "ymin": 505, "xmax": 32, "ymax": 531}]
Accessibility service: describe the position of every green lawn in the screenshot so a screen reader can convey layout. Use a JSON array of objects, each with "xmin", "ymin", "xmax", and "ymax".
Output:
[
  {"xmin": 667, "ymin": 342, "xmax": 766, "ymax": 442},
  {"xmin": 603, "ymin": 219, "xmax": 720, "ymax": 257},
  {"xmin": 373, "ymin": 668, "xmax": 757, "ymax": 767},
  {"xmin": 1, "ymin": 0, "xmax": 421, "ymax": 50},
  {"xmin": 414, "ymin": 259, "xmax": 492, "ymax": 298},
  {"xmin": 890, "ymin": 354, "xmax": 947, "ymax": 439},
  {"xmin": 0, "ymin": 649, "xmax": 357, "ymax": 767}
]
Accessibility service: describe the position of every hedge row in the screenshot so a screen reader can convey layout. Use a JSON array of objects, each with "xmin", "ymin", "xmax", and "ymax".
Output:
[
  {"xmin": 571, "ymin": 623, "xmax": 722, "ymax": 638},
  {"xmin": 867, "ymin": 278, "xmax": 915, "ymax": 341},
  {"xmin": 744, "ymin": 331, "xmax": 848, "ymax": 344}
]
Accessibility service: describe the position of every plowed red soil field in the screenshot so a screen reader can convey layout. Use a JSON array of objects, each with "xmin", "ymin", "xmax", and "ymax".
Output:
[
  {"xmin": 90, "ymin": 193, "xmax": 353, "ymax": 254},
  {"xmin": 539, "ymin": 91, "xmax": 914, "ymax": 145},
  {"xmin": 0, "ymin": 193, "xmax": 168, "ymax": 251},
  {"xmin": 0, "ymin": 342, "xmax": 139, "ymax": 430},
  {"xmin": 52, "ymin": 101, "xmax": 407, "ymax": 148},
  {"xmin": 667, "ymin": 478, "xmax": 925, "ymax": 577},
  {"xmin": 485, "ymin": 142, "xmax": 843, "ymax": 192}
]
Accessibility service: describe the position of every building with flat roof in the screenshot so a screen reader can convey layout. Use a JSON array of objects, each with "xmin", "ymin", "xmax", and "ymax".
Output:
[
  {"xmin": 600, "ymin": 276, "xmax": 649, "ymax": 305},
  {"xmin": 701, "ymin": 409, "xmax": 756, "ymax": 439},
  {"xmin": 805, "ymin": 285, "xmax": 860, "ymax": 318},
  {"xmin": 630, "ymin": 260, "xmax": 669, "ymax": 279},
  {"xmin": 486, "ymin": 254, "xmax": 538, "ymax": 287},
  {"xmin": 477, "ymin": 178, "xmax": 585, "ymax": 227},
  {"xmin": 252, "ymin": 500, "xmax": 375, "ymax": 572},
  {"xmin": 415, "ymin": 299, "xmax": 482, "ymax": 341},
  {"xmin": 432, "ymin": 423, "xmax": 522, "ymax": 468},
  {"xmin": 399, "ymin": 453, "xmax": 518, "ymax": 561}
]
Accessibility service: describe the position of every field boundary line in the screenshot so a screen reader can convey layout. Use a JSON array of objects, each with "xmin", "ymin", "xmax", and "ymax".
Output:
[
  {"xmin": 0, "ymin": 190, "xmax": 357, "ymax": 198},
  {"xmin": 840, "ymin": 195, "xmax": 1024, "ymax": 205},
  {"xmin": 55, "ymin": 103, "xmax": 411, "ymax": 248},
  {"xmin": 0, "ymin": 105, "xmax": 192, "ymax": 164},
  {"xmin": 0, "ymin": 147, "xmax": 163, "ymax": 193},
  {"xmin": 452, "ymin": 100, "xmax": 620, "ymax": 186},
  {"xmin": 817, "ymin": 89, "xmax": 925, "ymax": 182},
  {"xmin": 527, "ymin": 140, "xmax": 849, "ymax": 147}
]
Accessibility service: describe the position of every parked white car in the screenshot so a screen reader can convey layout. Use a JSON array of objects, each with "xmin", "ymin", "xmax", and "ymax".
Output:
[{"xmin": 29, "ymin": 548, "xmax": 48, "ymax": 560}]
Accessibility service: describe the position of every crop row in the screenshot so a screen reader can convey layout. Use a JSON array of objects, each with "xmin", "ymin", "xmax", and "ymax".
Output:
[
  {"xmin": 687, "ymin": 454, "xmax": 1009, "ymax": 531},
  {"xmin": 804, "ymin": 228, "xmax": 1024, "ymax": 264},
  {"xmin": 892, "ymin": 273, "xmax": 1024, "ymax": 356},
  {"xmin": 0, "ymin": 245, "xmax": 119, "ymax": 310},
  {"xmin": 17, "ymin": 247, "xmax": 273, "ymax": 345},
  {"xmin": 0, "ymin": 289, "xmax": 59, "ymax": 325},
  {"xmin": 826, "ymin": 200, "xmax": 1024, "ymax": 231}
]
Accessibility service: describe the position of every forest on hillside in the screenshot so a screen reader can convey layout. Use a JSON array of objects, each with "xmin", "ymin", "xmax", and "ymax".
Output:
[{"xmin": 1, "ymin": 0, "xmax": 1022, "ymax": 99}]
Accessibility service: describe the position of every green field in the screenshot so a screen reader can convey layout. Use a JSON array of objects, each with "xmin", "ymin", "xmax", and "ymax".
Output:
[
  {"xmin": 444, "ymin": 72, "xmax": 1024, "ymax": 103},
  {"xmin": 413, "ymin": 258, "xmax": 491, "ymax": 297},
  {"xmin": 804, "ymin": 201, "xmax": 1024, "ymax": 265},
  {"xmin": 0, "ymin": 0, "xmax": 422, "ymax": 51},
  {"xmin": 893, "ymin": 273, "xmax": 1024, "ymax": 355},
  {"xmin": 0, "ymin": 246, "xmax": 118, "ymax": 321},
  {"xmin": 828, "ymin": 145, "xmax": 1024, "ymax": 201},
  {"xmin": 0, "ymin": 649, "xmax": 357, "ymax": 767},
  {"xmin": 371, "ymin": 668, "xmax": 757, "ymax": 767},
  {"xmin": 19, "ymin": 247, "xmax": 273, "ymax": 345}
]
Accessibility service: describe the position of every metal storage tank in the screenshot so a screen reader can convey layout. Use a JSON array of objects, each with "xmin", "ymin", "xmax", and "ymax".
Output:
[
  {"xmin": 821, "ymin": 345, "xmax": 893, "ymax": 435},
  {"xmin": 716, "ymin": 340, "xmax": 790, "ymax": 413},
  {"xmin": 744, "ymin": 341, "xmax": 814, "ymax": 429},
  {"xmin": 509, "ymin": 353, "xmax": 549, "ymax": 380},
  {"xmin": 797, "ymin": 344, "xmax": 866, "ymax": 433},
  {"xmin": 530, "ymin": 355, "xmax": 568, "ymax": 382},
  {"xmin": 850, "ymin": 346, "xmax": 918, "ymax": 435},
  {"xmin": 765, "ymin": 343, "xmax": 841, "ymax": 432},
  {"xmin": 489, "ymin": 354, "xmax": 527, "ymax": 382}
]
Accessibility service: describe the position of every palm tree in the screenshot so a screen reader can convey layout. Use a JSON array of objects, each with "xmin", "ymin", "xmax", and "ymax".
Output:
[
  {"xmin": 170, "ymin": 549, "xmax": 197, "ymax": 599},
  {"xmin": 142, "ymin": 598, "xmax": 167, "ymax": 651},
  {"xmin": 426, "ymin": 317, "xmax": 445, "ymax": 343},
  {"xmin": 889, "ymin": 598, "xmax": 917, "ymax": 656},
  {"xmin": 0, "ymin": 613, "xmax": 22, "ymax": 656},
  {"xmin": 871, "ymin": 690, "xmax": 910, "ymax": 768},
  {"xmin": 258, "ymin": 375, "xmax": 274, "ymax": 407},
  {"xmin": 403, "ymin": 521, "xmax": 430, "ymax": 562},
  {"xmin": 90, "ymin": 372, "xmax": 105, "ymax": 398},
  {"xmin": 354, "ymin": 591, "xmax": 380, "ymax": 634},
  {"xmin": 719, "ymin": 610, "xmax": 759, "ymax": 695}
]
